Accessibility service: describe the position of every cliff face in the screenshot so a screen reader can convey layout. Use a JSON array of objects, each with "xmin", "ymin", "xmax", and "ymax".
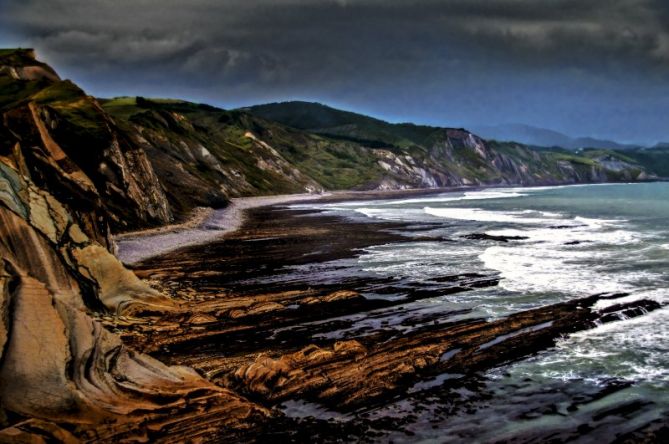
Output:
[
  {"xmin": 1, "ymin": 50, "xmax": 172, "ymax": 235},
  {"xmin": 244, "ymin": 101, "xmax": 651, "ymax": 189},
  {"xmin": 102, "ymin": 99, "xmax": 323, "ymax": 220},
  {"xmin": 411, "ymin": 132, "xmax": 642, "ymax": 187},
  {"xmin": 0, "ymin": 50, "xmax": 266, "ymax": 441},
  {"xmin": 0, "ymin": 170, "xmax": 265, "ymax": 440},
  {"xmin": 364, "ymin": 129, "xmax": 614, "ymax": 189},
  {"xmin": 103, "ymin": 98, "xmax": 651, "ymax": 217}
]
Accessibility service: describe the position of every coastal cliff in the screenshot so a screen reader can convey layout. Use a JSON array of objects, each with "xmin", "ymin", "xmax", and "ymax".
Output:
[
  {"xmin": 0, "ymin": 49, "xmax": 172, "ymax": 234},
  {"xmin": 1, "ymin": 50, "xmax": 658, "ymax": 233},
  {"xmin": 244, "ymin": 101, "xmax": 652, "ymax": 187},
  {"xmin": 0, "ymin": 49, "xmax": 266, "ymax": 442},
  {"xmin": 0, "ymin": 49, "xmax": 665, "ymax": 441},
  {"xmin": 103, "ymin": 98, "xmax": 653, "ymax": 222}
]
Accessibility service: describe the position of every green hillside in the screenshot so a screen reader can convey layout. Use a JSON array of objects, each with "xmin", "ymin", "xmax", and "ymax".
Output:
[
  {"xmin": 241, "ymin": 101, "xmax": 443, "ymax": 149},
  {"xmin": 2, "ymin": 47, "xmax": 659, "ymax": 231}
]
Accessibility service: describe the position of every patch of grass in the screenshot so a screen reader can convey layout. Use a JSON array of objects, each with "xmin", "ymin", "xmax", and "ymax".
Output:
[
  {"xmin": 31, "ymin": 80, "xmax": 84, "ymax": 104},
  {"xmin": 579, "ymin": 148, "xmax": 637, "ymax": 164},
  {"xmin": 548, "ymin": 152, "xmax": 598, "ymax": 167},
  {"xmin": 0, "ymin": 76, "xmax": 46, "ymax": 110},
  {"xmin": 624, "ymin": 148, "xmax": 669, "ymax": 177},
  {"xmin": 101, "ymin": 96, "xmax": 137, "ymax": 106}
]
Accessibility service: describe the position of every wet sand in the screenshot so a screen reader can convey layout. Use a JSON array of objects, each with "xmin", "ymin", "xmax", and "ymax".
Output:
[
  {"xmin": 114, "ymin": 187, "xmax": 464, "ymax": 265},
  {"xmin": 115, "ymin": 193, "xmax": 328, "ymax": 264}
]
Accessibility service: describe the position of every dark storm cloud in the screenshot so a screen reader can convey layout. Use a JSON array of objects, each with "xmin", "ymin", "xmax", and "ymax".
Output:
[{"xmin": 2, "ymin": 0, "xmax": 668, "ymax": 143}]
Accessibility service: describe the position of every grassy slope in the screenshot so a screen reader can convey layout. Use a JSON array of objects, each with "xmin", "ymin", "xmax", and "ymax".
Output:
[
  {"xmin": 242, "ymin": 101, "xmax": 442, "ymax": 149},
  {"xmin": 103, "ymin": 98, "xmax": 388, "ymax": 193},
  {"xmin": 104, "ymin": 98, "xmax": 660, "ymax": 198},
  {"xmin": 246, "ymin": 101, "xmax": 661, "ymax": 182},
  {"xmin": 615, "ymin": 148, "xmax": 669, "ymax": 178}
]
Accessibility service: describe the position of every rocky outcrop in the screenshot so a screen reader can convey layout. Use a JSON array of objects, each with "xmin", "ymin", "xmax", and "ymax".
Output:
[
  {"xmin": 0, "ymin": 161, "xmax": 268, "ymax": 441},
  {"xmin": 229, "ymin": 294, "xmax": 655, "ymax": 410},
  {"xmin": 0, "ymin": 50, "xmax": 268, "ymax": 441},
  {"xmin": 104, "ymin": 101, "xmax": 323, "ymax": 221},
  {"xmin": 1, "ymin": 49, "xmax": 172, "ymax": 234}
]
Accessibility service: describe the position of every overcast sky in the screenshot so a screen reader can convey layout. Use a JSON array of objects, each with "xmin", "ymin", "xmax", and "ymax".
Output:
[{"xmin": 1, "ymin": 0, "xmax": 668, "ymax": 144}]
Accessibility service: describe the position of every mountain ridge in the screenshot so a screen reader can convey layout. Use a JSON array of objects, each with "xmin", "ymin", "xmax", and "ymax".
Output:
[
  {"xmin": 240, "ymin": 100, "xmax": 457, "ymax": 149},
  {"xmin": 470, "ymin": 122, "xmax": 643, "ymax": 150},
  {"xmin": 243, "ymin": 101, "xmax": 655, "ymax": 152},
  {"xmin": 116, "ymin": 97, "xmax": 654, "ymax": 200}
]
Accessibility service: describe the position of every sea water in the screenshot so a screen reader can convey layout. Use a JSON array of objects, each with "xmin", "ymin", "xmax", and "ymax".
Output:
[{"xmin": 294, "ymin": 182, "xmax": 669, "ymax": 440}]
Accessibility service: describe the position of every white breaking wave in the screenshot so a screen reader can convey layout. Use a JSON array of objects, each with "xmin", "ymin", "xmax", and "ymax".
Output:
[
  {"xmin": 421, "ymin": 204, "xmax": 641, "ymax": 299},
  {"xmin": 477, "ymin": 213, "xmax": 642, "ymax": 295},
  {"xmin": 479, "ymin": 244, "xmax": 643, "ymax": 295},
  {"xmin": 423, "ymin": 206, "xmax": 572, "ymax": 225},
  {"xmin": 516, "ymin": 301, "xmax": 669, "ymax": 385},
  {"xmin": 355, "ymin": 198, "xmax": 645, "ymax": 298},
  {"xmin": 374, "ymin": 189, "xmax": 528, "ymax": 206},
  {"xmin": 358, "ymin": 242, "xmax": 482, "ymax": 278},
  {"xmin": 353, "ymin": 207, "xmax": 427, "ymax": 221}
]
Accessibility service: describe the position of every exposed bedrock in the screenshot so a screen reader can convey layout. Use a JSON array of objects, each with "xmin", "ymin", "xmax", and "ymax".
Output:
[
  {"xmin": 463, "ymin": 232, "xmax": 530, "ymax": 242},
  {"xmin": 125, "ymin": 208, "xmax": 663, "ymax": 417},
  {"xmin": 141, "ymin": 291, "xmax": 660, "ymax": 413},
  {"xmin": 0, "ymin": 152, "xmax": 267, "ymax": 441},
  {"xmin": 0, "ymin": 165, "xmax": 172, "ymax": 314},
  {"xmin": 1, "ymin": 49, "xmax": 172, "ymax": 236},
  {"xmin": 233, "ymin": 294, "xmax": 661, "ymax": 410},
  {"xmin": 0, "ymin": 260, "xmax": 263, "ymax": 426}
]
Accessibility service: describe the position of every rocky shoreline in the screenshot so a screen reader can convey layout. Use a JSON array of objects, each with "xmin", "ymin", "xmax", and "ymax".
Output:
[
  {"xmin": 114, "ymin": 187, "xmax": 472, "ymax": 265},
  {"xmin": 115, "ymin": 193, "xmax": 327, "ymax": 264},
  {"xmin": 2, "ymin": 48, "xmax": 667, "ymax": 443},
  {"xmin": 117, "ymin": 202, "xmax": 667, "ymax": 442}
]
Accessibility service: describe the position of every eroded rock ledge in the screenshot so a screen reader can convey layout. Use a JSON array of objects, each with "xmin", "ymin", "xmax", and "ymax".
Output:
[
  {"xmin": 121, "ymin": 206, "xmax": 663, "ymax": 439},
  {"xmin": 0, "ymin": 160, "xmax": 271, "ymax": 441},
  {"xmin": 0, "ymin": 50, "xmax": 267, "ymax": 442}
]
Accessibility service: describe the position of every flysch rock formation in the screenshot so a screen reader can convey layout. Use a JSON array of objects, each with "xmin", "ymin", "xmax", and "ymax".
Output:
[
  {"xmin": 1, "ymin": 49, "xmax": 172, "ymax": 235},
  {"xmin": 125, "ymin": 206, "xmax": 664, "ymax": 440},
  {"xmin": 0, "ymin": 50, "xmax": 267, "ymax": 442}
]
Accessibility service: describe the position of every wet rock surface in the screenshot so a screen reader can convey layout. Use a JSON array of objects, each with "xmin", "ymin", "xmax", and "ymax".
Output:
[
  {"xmin": 126, "ymin": 206, "xmax": 667, "ymax": 442},
  {"xmin": 463, "ymin": 232, "xmax": 530, "ymax": 242}
]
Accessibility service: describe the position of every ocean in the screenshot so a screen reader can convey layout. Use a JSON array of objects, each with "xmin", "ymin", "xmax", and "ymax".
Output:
[{"xmin": 293, "ymin": 182, "xmax": 669, "ymax": 441}]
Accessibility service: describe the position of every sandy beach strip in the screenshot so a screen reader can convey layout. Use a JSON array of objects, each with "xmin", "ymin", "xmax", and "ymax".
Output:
[
  {"xmin": 115, "ymin": 193, "xmax": 327, "ymax": 265},
  {"xmin": 114, "ymin": 187, "xmax": 467, "ymax": 265}
]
